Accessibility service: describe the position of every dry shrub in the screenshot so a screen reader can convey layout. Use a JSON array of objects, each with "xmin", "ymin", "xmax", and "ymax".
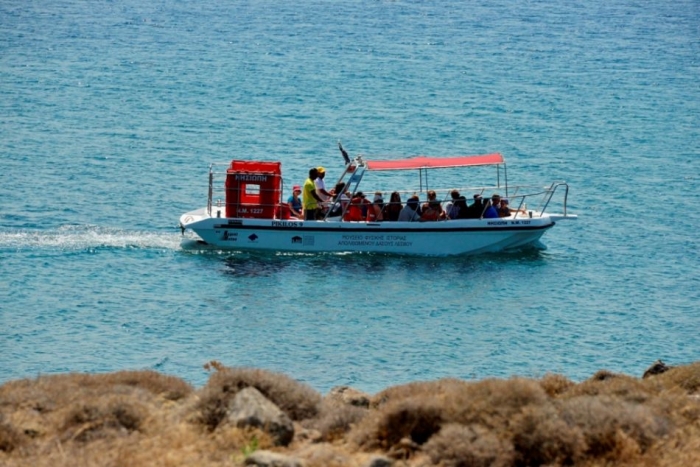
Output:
[
  {"xmin": 559, "ymin": 395, "xmax": 671, "ymax": 460},
  {"xmin": 644, "ymin": 422, "xmax": 700, "ymax": 467},
  {"xmin": 351, "ymin": 397, "xmax": 443, "ymax": 452},
  {"xmin": 62, "ymin": 397, "xmax": 148, "ymax": 442},
  {"xmin": 195, "ymin": 365, "xmax": 322, "ymax": 430},
  {"xmin": 646, "ymin": 362, "xmax": 700, "ymax": 395},
  {"xmin": 92, "ymin": 371, "xmax": 194, "ymax": 401},
  {"xmin": 560, "ymin": 372, "xmax": 657, "ymax": 403},
  {"xmin": 423, "ymin": 423, "xmax": 514, "ymax": 467},
  {"xmin": 539, "ymin": 373, "xmax": 575, "ymax": 397},
  {"xmin": 0, "ymin": 371, "xmax": 192, "ymax": 414},
  {"xmin": 352, "ymin": 377, "xmax": 549, "ymax": 456},
  {"xmin": 0, "ymin": 421, "xmax": 22, "ymax": 453},
  {"xmin": 444, "ymin": 378, "xmax": 549, "ymax": 430},
  {"xmin": 510, "ymin": 404, "xmax": 586, "ymax": 466},
  {"xmin": 369, "ymin": 378, "xmax": 469, "ymax": 409},
  {"xmin": 308, "ymin": 399, "xmax": 368, "ymax": 442},
  {"xmin": 0, "ymin": 371, "xmax": 184, "ymax": 454}
]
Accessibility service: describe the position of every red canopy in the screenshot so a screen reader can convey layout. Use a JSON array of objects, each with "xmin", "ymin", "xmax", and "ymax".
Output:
[{"xmin": 365, "ymin": 153, "xmax": 504, "ymax": 171}]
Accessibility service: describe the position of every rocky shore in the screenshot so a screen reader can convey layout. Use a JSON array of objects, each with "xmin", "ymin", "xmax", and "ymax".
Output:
[{"xmin": 1, "ymin": 360, "xmax": 698, "ymax": 467}]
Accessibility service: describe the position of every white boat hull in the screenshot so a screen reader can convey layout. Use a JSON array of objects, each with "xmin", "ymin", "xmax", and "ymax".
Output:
[{"xmin": 179, "ymin": 209, "xmax": 557, "ymax": 256}]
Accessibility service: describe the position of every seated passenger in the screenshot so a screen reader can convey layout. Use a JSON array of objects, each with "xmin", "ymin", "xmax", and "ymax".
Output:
[
  {"xmin": 398, "ymin": 195, "xmax": 420, "ymax": 222},
  {"xmin": 421, "ymin": 190, "xmax": 438, "ymax": 212},
  {"xmin": 382, "ymin": 191, "xmax": 402, "ymax": 221},
  {"xmin": 420, "ymin": 199, "xmax": 445, "ymax": 221},
  {"xmin": 445, "ymin": 190, "xmax": 461, "ymax": 219},
  {"xmin": 287, "ymin": 185, "xmax": 303, "ymax": 219},
  {"xmin": 483, "ymin": 200, "xmax": 499, "ymax": 218},
  {"xmin": 454, "ymin": 196, "xmax": 470, "ymax": 219},
  {"xmin": 343, "ymin": 192, "xmax": 366, "ymax": 222},
  {"xmin": 498, "ymin": 198, "xmax": 512, "ymax": 217},
  {"xmin": 367, "ymin": 192, "xmax": 384, "ymax": 222},
  {"xmin": 328, "ymin": 182, "xmax": 349, "ymax": 218},
  {"xmin": 465, "ymin": 194, "xmax": 484, "ymax": 219}
]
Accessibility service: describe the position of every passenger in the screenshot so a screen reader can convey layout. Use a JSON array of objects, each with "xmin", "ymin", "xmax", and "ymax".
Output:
[
  {"xmin": 498, "ymin": 198, "xmax": 512, "ymax": 217},
  {"xmin": 328, "ymin": 182, "xmax": 349, "ymax": 218},
  {"xmin": 445, "ymin": 190, "xmax": 461, "ymax": 219},
  {"xmin": 483, "ymin": 196, "xmax": 499, "ymax": 219},
  {"xmin": 344, "ymin": 191, "xmax": 366, "ymax": 222},
  {"xmin": 382, "ymin": 191, "xmax": 402, "ymax": 221},
  {"xmin": 491, "ymin": 194, "xmax": 502, "ymax": 212},
  {"xmin": 287, "ymin": 185, "xmax": 303, "ymax": 219},
  {"xmin": 367, "ymin": 192, "xmax": 384, "ymax": 222},
  {"xmin": 421, "ymin": 190, "xmax": 438, "ymax": 212},
  {"xmin": 420, "ymin": 199, "xmax": 445, "ymax": 221},
  {"xmin": 398, "ymin": 195, "xmax": 421, "ymax": 222},
  {"xmin": 465, "ymin": 194, "xmax": 484, "ymax": 219},
  {"xmin": 454, "ymin": 196, "xmax": 470, "ymax": 219},
  {"xmin": 314, "ymin": 167, "xmax": 333, "ymax": 202},
  {"xmin": 303, "ymin": 168, "xmax": 323, "ymax": 220}
]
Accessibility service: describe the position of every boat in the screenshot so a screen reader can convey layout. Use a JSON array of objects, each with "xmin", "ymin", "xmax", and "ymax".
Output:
[{"xmin": 179, "ymin": 145, "xmax": 576, "ymax": 256}]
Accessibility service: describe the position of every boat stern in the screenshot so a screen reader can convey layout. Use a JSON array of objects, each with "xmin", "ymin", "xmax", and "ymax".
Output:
[{"xmin": 179, "ymin": 207, "xmax": 211, "ymax": 233}]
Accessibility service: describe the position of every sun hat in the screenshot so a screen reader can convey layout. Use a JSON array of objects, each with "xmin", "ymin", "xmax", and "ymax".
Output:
[
  {"xmin": 293, "ymin": 185, "xmax": 301, "ymax": 192},
  {"xmin": 317, "ymin": 166, "xmax": 326, "ymax": 174}
]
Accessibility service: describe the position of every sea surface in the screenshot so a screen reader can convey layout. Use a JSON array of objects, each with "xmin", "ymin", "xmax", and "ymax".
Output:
[{"xmin": 1, "ymin": 0, "xmax": 698, "ymax": 394}]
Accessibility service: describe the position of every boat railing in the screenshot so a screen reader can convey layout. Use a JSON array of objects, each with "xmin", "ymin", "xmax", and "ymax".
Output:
[
  {"xmin": 508, "ymin": 181, "xmax": 571, "ymax": 219},
  {"xmin": 204, "ymin": 161, "xmax": 571, "ymax": 221}
]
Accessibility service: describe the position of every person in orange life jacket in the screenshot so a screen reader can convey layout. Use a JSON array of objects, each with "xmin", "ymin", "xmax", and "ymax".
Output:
[
  {"xmin": 420, "ymin": 199, "xmax": 445, "ymax": 221},
  {"xmin": 421, "ymin": 190, "xmax": 438, "ymax": 213},
  {"xmin": 344, "ymin": 192, "xmax": 366, "ymax": 221},
  {"xmin": 367, "ymin": 192, "xmax": 384, "ymax": 221}
]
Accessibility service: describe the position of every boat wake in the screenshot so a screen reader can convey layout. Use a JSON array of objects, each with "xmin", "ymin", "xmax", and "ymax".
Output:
[{"xmin": 0, "ymin": 225, "xmax": 183, "ymax": 252}]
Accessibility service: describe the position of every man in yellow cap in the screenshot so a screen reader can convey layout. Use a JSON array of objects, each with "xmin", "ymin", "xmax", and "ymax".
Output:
[{"xmin": 314, "ymin": 166, "xmax": 332, "ymax": 203}]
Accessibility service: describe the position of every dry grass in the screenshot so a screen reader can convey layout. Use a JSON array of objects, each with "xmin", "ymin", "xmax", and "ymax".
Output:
[{"xmin": 0, "ymin": 361, "xmax": 699, "ymax": 466}]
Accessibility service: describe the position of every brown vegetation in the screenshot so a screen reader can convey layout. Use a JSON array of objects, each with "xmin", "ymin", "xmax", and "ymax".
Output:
[{"xmin": 0, "ymin": 361, "xmax": 698, "ymax": 466}]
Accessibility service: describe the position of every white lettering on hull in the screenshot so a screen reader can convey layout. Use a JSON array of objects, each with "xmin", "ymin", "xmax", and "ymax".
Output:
[{"xmin": 338, "ymin": 234, "xmax": 412, "ymax": 248}]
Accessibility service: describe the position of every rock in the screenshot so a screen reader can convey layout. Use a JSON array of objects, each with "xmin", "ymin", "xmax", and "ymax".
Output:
[
  {"xmin": 244, "ymin": 450, "xmax": 302, "ymax": 467},
  {"xmin": 326, "ymin": 385, "xmax": 371, "ymax": 408},
  {"xmin": 227, "ymin": 387, "xmax": 294, "ymax": 446},
  {"xmin": 364, "ymin": 455, "xmax": 394, "ymax": 467},
  {"xmin": 643, "ymin": 360, "xmax": 673, "ymax": 379}
]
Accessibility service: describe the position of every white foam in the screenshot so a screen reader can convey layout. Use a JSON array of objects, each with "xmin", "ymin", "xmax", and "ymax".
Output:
[{"xmin": 0, "ymin": 225, "xmax": 183, "ymax": 251}]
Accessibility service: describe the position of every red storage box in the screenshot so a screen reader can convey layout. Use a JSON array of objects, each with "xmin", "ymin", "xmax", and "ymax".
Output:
[{"xmin": 225, "ymin": 161, "xmax": 282, "ymax": 218}]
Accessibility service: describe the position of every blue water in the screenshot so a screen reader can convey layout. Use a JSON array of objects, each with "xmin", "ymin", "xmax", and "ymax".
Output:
[{"xmin": 1, "ymin": 0, "xmax": 698, "ymax": 394}]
